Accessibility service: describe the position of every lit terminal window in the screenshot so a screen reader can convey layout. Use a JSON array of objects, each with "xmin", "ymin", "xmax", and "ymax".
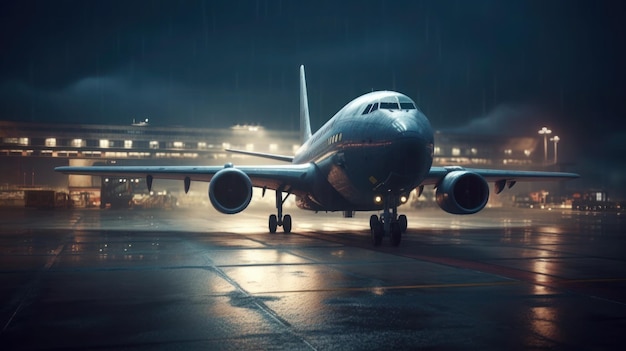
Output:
[
  {"xmin": 99, "ymin": 139, "xmax": 109, "ymax": 148},
  {"xmin": 198, "ymin": 142, "xmax": 207, "ymax": 149},
  {"xmin": 434, "ymin": 146, "xmax": 441, "ymax": 155},
  {"xmin": 71, "ymin": 139, "xmax": 84, "ymax": 147},
  {"xmin": 128, "ymin": 152, "xmax": 151, "ymax": 157},
  {"xmin": 470, "ymin": 148, "xmax": 478, "ymax": 155},
  {"xmin": 172, "ymin": 141, "xmax": 184, "ymax": 149},
  {"xmin": 452, "ymin": 147, "xmax": 461, "ymax": 156},
  {"xmin": 124, "ymin": 140, "xmax": 133, "ymax": 149},
  {"xmin": 149, "ymin": 141, "xmax": 159, "ymax": 149},
  {"xmin": 105, "ymin": 152, "xmax": 128, "ymax": 158},
  {"xmin": 45, "ymin": 138, "xmax": 56, "ymax": 147},
  {"xmin": 19, "ymin": 137, "xmax": 29, "ymax": 146},
  {"xmin": 504, "ymin": 149, "xmax": 512, "ymax": 155},
  {"xmin": 524, "ymin": 149, "xmax": 531, "ymax": 157}
]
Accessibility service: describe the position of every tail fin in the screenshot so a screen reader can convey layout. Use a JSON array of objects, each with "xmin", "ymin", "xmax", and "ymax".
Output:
[{"xmin": 299, "ymin": 65, "xmax": 312, "ymax": 144}]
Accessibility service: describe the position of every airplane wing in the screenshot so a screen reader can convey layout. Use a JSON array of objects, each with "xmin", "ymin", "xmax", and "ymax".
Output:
[
  {"xmin": 224, "ymin": 148, "xmax": 294, "ymax": 162},
  {"xmin": 55, "ymin": 163, "xmax": 315, "ymax": 194},
  {"xmin": 422, "ymin": 166, "xmax": 579, "ymax": 192}
]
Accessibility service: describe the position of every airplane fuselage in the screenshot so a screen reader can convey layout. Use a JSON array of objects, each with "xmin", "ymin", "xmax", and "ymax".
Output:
[{"xmin": 293, "ymin": 91, "xmax": 434, "ymax": 211}]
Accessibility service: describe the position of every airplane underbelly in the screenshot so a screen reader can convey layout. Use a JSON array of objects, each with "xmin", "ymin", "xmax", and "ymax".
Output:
[{"xmin": 294, "ymin": 157, "xmax": 355, "ymax": 211}]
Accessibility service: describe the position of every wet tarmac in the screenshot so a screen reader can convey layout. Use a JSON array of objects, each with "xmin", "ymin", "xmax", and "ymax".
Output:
[{"xmin": 1, "ymin": 205, "xmax": 625, "ymax": 350}]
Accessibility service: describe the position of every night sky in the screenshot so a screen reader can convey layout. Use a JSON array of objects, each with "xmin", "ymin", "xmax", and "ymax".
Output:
[{"xmin": 1, "ymin": 0, "xmax": 625, "ymax": 196}]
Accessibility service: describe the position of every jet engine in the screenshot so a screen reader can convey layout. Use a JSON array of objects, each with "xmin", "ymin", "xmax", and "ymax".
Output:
[
  {"xmin": 436, "ymin": 171, "xmax": 489, "ymax": 215},
  {"xmin": 208, "ymin": 167, "xmax": 253, "ymax": 214}
]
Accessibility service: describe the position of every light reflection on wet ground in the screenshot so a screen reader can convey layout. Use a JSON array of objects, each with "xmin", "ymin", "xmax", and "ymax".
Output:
[{"xmin": 0, "ymin": 206, "xmax": 625, "ymax": 350}]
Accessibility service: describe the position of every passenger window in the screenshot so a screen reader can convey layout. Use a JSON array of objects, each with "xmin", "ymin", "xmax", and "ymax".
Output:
[{"xmin": 362, "ymin": 104, "xmax": 372, "ymax": 115}]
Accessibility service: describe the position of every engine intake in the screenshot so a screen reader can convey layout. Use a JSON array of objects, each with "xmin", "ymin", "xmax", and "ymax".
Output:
[
  {"xmin": 208, "ymin": 167, "xmax": 252, "ymax": 214},
  {"xmin": 436, "ymin": 171, "xmax": 489, "ymax": 214}
]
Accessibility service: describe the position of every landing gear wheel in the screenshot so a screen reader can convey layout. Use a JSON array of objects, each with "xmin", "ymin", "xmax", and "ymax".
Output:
[
  {"xmin": 390, "ymin": 222, "xmax": 402, "ymax": 246},
  {"xmin": 269, "ymin": 214, "xmax": 278, "ymax": 233},
  {"xmin": 398, "ymin": 214, "xmax": 407, "ymax": 233},
  {"xmin": 370, "ymin": 214, "xmax": 383, "ymax": 246},
  {"xmin": 283, "ymin": 214, "xmax": 292, "ymax": 233},
  {"xmin": 370, "ymin": 214, "xmax": 378, "ymax": 229}
]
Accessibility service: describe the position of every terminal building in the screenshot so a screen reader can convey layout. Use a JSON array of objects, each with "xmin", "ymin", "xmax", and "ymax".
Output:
[{"xmin": 0, "ymin": 119, "xmax": 567, "ymax": 208}]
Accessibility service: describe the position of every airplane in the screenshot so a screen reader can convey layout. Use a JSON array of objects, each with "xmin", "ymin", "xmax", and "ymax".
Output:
[{"xmin": 55, "ymin": 65, "xmax": 579, "ymax": 246}]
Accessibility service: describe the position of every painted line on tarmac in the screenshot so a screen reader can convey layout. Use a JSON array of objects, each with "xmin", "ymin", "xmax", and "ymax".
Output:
[
  {"xmin": 249, "ymin": 280, "xmax": 520, "ymax": 295},
  {"xmin": 561, "ymin": 277, "xmax": 626, "ymax": 284},
  {"xmin": 246, "ymin": 276, "xmax": 626, "ymax": 299}
]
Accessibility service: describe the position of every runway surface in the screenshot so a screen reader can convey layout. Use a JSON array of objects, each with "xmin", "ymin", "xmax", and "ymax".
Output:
[{"xmin": 1, "ymin": 205, "xmax": 625, "ymax": 350}]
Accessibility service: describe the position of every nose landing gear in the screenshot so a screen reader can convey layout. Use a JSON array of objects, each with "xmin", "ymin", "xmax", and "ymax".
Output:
[{"xmin": 369, "ymin": 194, "xmax": 408, "ymax": 246}]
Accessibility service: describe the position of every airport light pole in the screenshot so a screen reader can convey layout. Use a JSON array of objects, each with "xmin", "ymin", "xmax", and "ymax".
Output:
[
  {"xmin": 550, "ymin": 135, "xmax": 560, "ymax": 164},
  {"xmin": 538, "ymin": 127, "xmax": 552, "ymax": 165}
]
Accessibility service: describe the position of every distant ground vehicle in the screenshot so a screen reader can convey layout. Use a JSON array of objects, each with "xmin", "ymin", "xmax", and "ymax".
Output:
[
  {"xmin": 25, "ymin": 190, "xmax": 73, "ymax": 209},
  {"xmin": 513, "ymin": 195, "xmax": 538, "ymax": 208},
  {"xmin": 572, "ymin": 190, "xmax": 620, "ymax": 211}
]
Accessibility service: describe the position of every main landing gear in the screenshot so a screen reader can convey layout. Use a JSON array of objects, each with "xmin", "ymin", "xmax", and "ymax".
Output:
[
  {"xmin": 269, "ymin": 187, "xmax": 292, "ymax": 234},
  {"xmin": 369, "ymin": 194, "xmax": 408, "ymax": 247}
]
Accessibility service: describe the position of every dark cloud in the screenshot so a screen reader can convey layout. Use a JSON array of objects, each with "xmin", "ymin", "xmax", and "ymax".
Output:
[{"xmin": 446, "ymin": 105, "xmax": 556, "ymax": 136}]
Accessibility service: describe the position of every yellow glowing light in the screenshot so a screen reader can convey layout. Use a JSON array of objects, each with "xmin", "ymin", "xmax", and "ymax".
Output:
[
  {"xmin": 374, "ymin": 195, "xmax": 383, "ymax": 204},
  {"xmin": 400, "ymin": 195, "xmax": 408, "ymax": 203}
]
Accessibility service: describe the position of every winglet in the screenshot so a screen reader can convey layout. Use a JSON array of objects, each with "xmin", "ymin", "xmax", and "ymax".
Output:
[{"xmin": 300, "ymin": 65, "xmax": 312, "ymax": 144}]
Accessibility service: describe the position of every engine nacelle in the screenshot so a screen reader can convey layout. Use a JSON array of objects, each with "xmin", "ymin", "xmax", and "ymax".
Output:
[
  {"xmin": 208, "ymin": 167, "xmax": 252, "ymax": 214},
  {"xmin": 436, "ymin": 171, "xmax": 489, "ymax": 215}
]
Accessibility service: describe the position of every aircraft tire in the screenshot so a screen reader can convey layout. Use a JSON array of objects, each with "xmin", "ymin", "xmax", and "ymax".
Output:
[
  {"xmin": 370, "ymin": 215, "xmax": 383, "ymax": 246},
  {"xmin": 398, "ymin": 215, "xmax": 407, "ymax": 233},
  {"xmin": 283, "ymin": 214, "xmax": 292, "ymax": 233},
  {"xmin": 269, "ymin": 214, "xmax": 278, "ymax": 233},
  {"xmin": 369, "ymin": 214, "xmax": 378, "ymax": 229}
]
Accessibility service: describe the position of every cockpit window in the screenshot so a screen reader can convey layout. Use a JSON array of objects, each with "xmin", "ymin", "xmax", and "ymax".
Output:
[
  {"xmin": 380, "ymin": 102, "xmax": 399, "ymax": 110},
  {"xmin": 362, "ymin": 104, "xmax": 372, "ymax": 115},
  {"xmin": 361, "ymin": 98, "xmax": 415, "ymax": 115}
]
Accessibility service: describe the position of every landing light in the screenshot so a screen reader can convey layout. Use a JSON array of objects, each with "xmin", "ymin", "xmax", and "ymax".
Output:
[
  {"xmin": 374, "ymin": 195, "xmax": 383, "ymax": 204},
  {"xmin": 400, "ymin": 195, "xmax": 408, "ymax": 204}
]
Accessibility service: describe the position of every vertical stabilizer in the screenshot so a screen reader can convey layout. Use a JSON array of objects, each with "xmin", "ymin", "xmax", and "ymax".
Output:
[{"xmin": 299, "ymin": 65, "xmax": 312, "ymax": 143}]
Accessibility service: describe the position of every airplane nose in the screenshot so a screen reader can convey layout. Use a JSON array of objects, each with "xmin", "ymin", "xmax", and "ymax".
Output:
[
  {"xmin": 389, "ymin": 132, "xmax": 431, "ymax": 174},
  {"xmin": 390, "ymin": 111, "xmax": 433, "ymax": 155},
  {"xmin": 376, "ymin": 112, "xmax": 433, "ymax": 192},
  {"xmin": 393, "ymin": 111, "xmax": 431, "ymax": 136},
  {"xmin": 339, "ymin": 109, "xmax": 434, "ymax": 198}
]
